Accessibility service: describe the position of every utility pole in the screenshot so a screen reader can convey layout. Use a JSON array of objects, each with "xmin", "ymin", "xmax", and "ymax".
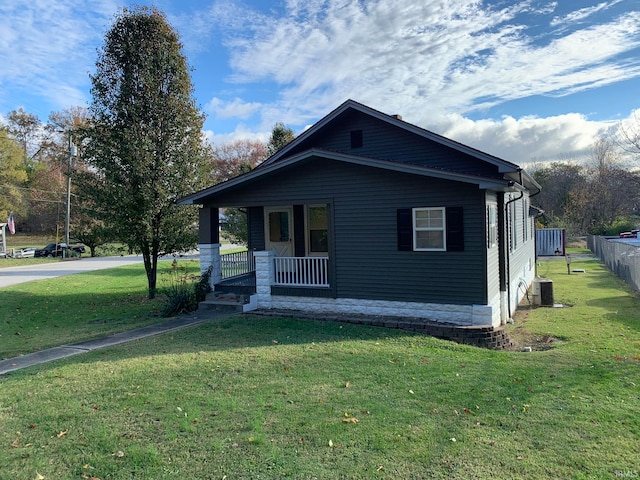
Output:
[{"xmin": 65, "ymin": 132, "xmax": 77, "ymax": 250}]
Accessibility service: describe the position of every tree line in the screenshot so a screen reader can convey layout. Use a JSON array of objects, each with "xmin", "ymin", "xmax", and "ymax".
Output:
[{"xmin": 530, "ymin": 134, "xmax": 640, "ymax": 237}]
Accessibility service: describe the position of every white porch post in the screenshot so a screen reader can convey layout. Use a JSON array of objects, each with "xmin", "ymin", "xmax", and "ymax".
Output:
[
  {"xmin": 254, "ymin": 250, "xmax": 275, "ymax": 308},
  {"xmin": 199, "ymin": 243, "xmax": 222, "ymax": 287}
]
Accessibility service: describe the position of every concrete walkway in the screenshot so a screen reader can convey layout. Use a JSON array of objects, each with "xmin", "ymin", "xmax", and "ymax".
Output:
[{"xmin": 0, "ymin": 310, "xmax": 231, "ymax": 375}]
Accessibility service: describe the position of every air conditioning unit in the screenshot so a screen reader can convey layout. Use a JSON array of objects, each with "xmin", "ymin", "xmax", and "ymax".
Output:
[{"xmin": 532, "ymin": 278, "xmax": 554, "ymax": 307}]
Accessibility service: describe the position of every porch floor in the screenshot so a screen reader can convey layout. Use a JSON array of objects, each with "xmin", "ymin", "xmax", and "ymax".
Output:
[{"xmin": 215, "ymin": 272, "xmax": 256, "ymax": 295}]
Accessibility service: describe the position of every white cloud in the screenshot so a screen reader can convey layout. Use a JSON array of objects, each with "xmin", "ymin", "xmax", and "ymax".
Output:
[
  {"xmin": 432, "ymin": 112, "xmax": 610, "ymax": 163},
  {"xmin": 207, "ymin": 97, "xmax": 262, "ymax": 119},
  {"xmin": 198, "ymin": 0, "xmax": 640, "ymax": 161},
  {"xmin": 0, "ymin": 0, "xmax": 117, "ymax": 114},
  {"xmin": 204, "ymin": 123, "xmax": 270, "ymax": 147},
  {"xmin": 550, "ymin": 0, "xmax": 624, "ymax": 27}
]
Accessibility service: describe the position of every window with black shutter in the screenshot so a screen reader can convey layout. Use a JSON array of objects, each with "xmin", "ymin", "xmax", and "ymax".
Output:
[{"xmin": 397, "ymin": 207, "xmax": 464, "ymax": 252}]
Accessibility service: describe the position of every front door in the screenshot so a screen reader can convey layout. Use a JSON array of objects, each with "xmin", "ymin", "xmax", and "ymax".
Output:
[{"xmin": 264, "ymin": 206, "xmax": 294, "ymax": 257}]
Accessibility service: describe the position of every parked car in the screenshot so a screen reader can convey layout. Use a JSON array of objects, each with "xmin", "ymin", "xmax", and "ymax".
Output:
[
  {"xmin": 13, "ymin": 247, "xmax": 36, "ymax": 258},
  {"xmin": 34, "ymin": 243, "xmax": 85, "ymax": 258}
]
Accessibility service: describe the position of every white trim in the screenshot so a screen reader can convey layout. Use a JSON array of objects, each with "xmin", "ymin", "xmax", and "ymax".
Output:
[{"xmin": 305, "ymin": 204, "xmax": 329, "ymax": 256}]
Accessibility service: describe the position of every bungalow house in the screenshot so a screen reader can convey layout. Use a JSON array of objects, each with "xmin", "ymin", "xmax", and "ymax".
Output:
[{"xmin": 179, "ymin": 100, "xmax": 540, "ymax": 328}]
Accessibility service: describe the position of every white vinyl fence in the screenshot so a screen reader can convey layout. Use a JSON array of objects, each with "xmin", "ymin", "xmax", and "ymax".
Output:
[{"xmin": 588, "ymin": 235, "xmax": 640, "ymax": 292}]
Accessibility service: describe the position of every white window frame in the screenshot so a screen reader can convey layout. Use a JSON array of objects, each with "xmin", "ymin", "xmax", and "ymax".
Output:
[
  {"xmin": 412, "ymin": 207, "xmax": 446, "ymax": 252},
  {"xmin": 305, "ymin": 204, "xmax": 329, "ymax": 256},
  {"xmin": 487, "ymin": 204, "xmax": 498, "ymax": 248}
]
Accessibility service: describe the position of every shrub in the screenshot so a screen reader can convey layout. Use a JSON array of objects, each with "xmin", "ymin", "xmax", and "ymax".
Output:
[
  {"xmin": 194, "ymin": 265, "xmax": 213, "ymax": 302},
  {"xmin": 160, "ymin": 260, "xmax": 204, "ymax": 317}
]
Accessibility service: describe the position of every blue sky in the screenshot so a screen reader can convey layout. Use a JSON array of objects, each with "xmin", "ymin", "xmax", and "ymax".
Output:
[{"xmin": 1, "ymin": 0, "xmax": 639, "ymax": 164}]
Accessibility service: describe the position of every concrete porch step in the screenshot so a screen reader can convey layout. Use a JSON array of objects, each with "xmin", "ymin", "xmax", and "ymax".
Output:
[{"xmin": 199, "ymin": 291, "xmax": 251, "ymax": 312}]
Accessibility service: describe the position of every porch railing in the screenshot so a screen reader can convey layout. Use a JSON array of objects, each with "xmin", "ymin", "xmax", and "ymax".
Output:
[
  {"xmin": 274, "ymin": 256, "xmax": 329, "ymax": 287},
  {"xmin": 220, "ymin": 249, "xmax": 255, "ymax": 280}
]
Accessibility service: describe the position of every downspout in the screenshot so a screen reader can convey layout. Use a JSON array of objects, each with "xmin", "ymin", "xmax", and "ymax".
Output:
[{"xmin": 502, "ymin": 169, "xmax": 525, "ymax": 322}]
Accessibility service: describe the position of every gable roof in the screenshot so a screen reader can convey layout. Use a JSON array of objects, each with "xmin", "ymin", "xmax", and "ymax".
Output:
[
  {"xmin": 262, "ymin": 100, "xmax": 517, "ymax": 172},
  {"xmin": 179, "ymin": 99, "xmax": 540, "ymax": 205}
]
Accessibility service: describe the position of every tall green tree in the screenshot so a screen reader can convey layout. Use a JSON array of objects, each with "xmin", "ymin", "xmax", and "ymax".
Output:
[
  {"xmin": 0, "ymin": 127, "xmax": 28, "ymax": 223},
  {"xmin": 267, "ymin": 122, "xmax": 295, "ymax": 156},
  {"xmin": 7, "ymin": 107, "xmax": 41, "ymax": 162},
  {"xmin": 85, "ymin": 6, "xmax": 208, "ymax": 298}
]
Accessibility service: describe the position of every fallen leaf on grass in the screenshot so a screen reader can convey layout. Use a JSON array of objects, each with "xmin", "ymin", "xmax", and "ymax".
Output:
[
  {"xmin": 11, "ymin": 438, "xmax": 20, "ymax": 448},
  {"xmin": 345, "ymin": 381, "xmax": 351, "ymax": 388},
  {"xmin": 36, "ymin": 472, "xmax": 45, "ymax": 480},
  {"xmin": 328, "ymin": 439, "xmax": 334, "ymax": 447},
  {"xmin": 463, "ymin": 408, "xmax": 472, "ymax": 414},
  {"xmin": 56, "ymin": 429, "xmax": 69, "ymax": 439},
  {"xmin": 342, "ymin": 417, "xmax": 359, "ymax": 423}
]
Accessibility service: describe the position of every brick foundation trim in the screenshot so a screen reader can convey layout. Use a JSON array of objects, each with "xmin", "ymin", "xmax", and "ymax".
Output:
[{"xmin": 250, "ymin": 309, "xmax": 513, "ymax": 349}]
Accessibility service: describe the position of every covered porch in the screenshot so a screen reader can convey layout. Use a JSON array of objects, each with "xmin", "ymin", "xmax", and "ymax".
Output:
[{"xmin": 198, "ymin": 204, "xmax": 333, "ymax": 308}]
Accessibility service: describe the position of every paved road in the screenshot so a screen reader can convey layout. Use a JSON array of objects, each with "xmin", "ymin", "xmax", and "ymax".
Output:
[
  {"xmin": 0, "ymin": 246, "xmax": 246, "ymax": 289},
  {"xmin": 0, "ymin": 256, "xmax": 148, "ymax": 288}
]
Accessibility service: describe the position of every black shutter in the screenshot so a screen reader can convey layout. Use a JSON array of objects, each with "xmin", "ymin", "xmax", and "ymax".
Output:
[
  {"xmin": 446, "ymin": 206, "xmax": 464, "ymax": 252},
  {"xmin": 293, "ymin": 205, "xmax": 305, "ymax": 257},
  {"xmin": 397, "ymin": 208, "xmax": 412, "ymax": 251}
]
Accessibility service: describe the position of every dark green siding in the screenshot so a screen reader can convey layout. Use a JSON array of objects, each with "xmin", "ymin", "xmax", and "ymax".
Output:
[
  {"xmin": 247, "ymin": 207, "xmax": 265, "ymax": 250},
  {"xmin": 286, "ymin": 110, "xmax": 500, "ymax": 177},
  {"xmin": 208, "ymin": 159, "xmax": 487, "ymax": 305}
]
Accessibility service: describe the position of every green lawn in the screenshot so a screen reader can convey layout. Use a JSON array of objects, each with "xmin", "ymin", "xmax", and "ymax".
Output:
[
  {"xmin": 0, "ymin": 257, "xmax": 638, "ymax": 479},
  {"xmin": 0, "ymin": 260, "xmax": 202, "ymax": 359}
]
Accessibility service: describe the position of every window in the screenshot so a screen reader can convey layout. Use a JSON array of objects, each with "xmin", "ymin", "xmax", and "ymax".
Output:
[
  {"xmin": 487, "ymin": 204, "xmax": 497, "ymax": 248},
  {"xmin": 350, "ymin": 130, "xmax": 363, "ymax": 148},
  {"xmin": 268, "ymin": 211, "xmax": 289, "ymax": 242},
  {"xmin": 307, "ymin": 205, "xmax": 328, "ymax": 254},
  {"xmin": 398, "ymin": 207, "xmax": 463, "ymax": 252},
  {"xmin": 523, "ymin": 198, "xmax": 529, "ymax": 242},
  {"xmin": 413, "ymin": 207, "xmax": 446, "ymax": 251}
]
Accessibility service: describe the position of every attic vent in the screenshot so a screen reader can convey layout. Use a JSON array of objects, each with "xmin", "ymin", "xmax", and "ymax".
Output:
[
  {"xmin": 350, "ymin": 130, "xmax": 363, "ymax": 148},
  {"xmin": 391, "ymin": 114, "xmax": 403, "ymax": 120}
]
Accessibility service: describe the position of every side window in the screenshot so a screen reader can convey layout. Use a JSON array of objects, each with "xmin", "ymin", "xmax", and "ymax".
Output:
[
  {"xmin": 413, "ymin": 207, "xmax": 446, "ymax": 251},
  {"xmin": 487, "ymin": 204, "xmax": 497, "ymax": 248},
  {"xmin": 398, "ymin": 207, "xmax": 463, "ymax": 252}
]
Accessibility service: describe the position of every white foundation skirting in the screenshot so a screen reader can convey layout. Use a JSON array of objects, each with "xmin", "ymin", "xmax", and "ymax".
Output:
[{"xmin": 250, "ymin": 295, "xmax": 498, "ymax": 327}]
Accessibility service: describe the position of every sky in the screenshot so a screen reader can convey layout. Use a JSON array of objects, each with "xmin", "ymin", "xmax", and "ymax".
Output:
[{"xmin": 1, "ymin": 0, "xmax": 639, "ymax": 166}]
